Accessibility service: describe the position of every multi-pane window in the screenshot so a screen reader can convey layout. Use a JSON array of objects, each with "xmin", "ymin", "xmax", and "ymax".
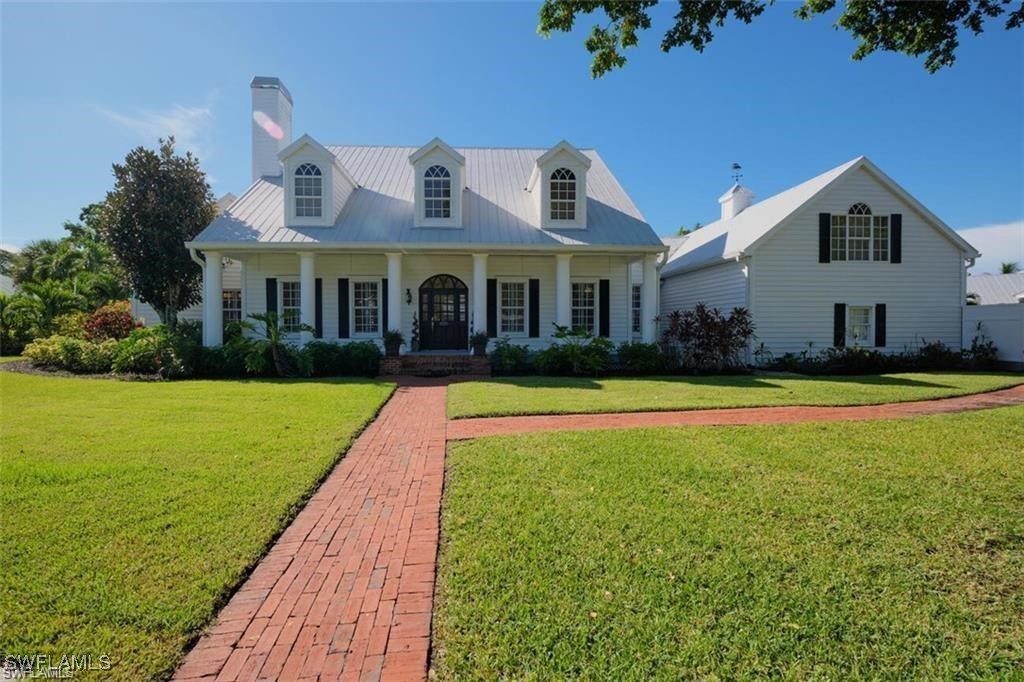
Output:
[
  {"xmin": 281, "ymin": 281, "xmax": 301, "ymax": 332},
  {"xmin": 631, "ymin": 284, "xmax": 642, "ymax": 335},
  {"xmin": 571, "ymin": 281, "xmax": 596, "ymax": 333},
  {"xmin": 550, "ymin": 168, "xmax": 576, "ymax": 221},
  {"xmin": 353, "ymin": 281, "xmax": 380, "ymax": 335},
  {"xmin": 847, "ymin": 306, "xmax": 871, "ymax": 345},
  {"xmin": 831, "ymin": 204, "xmax": 889, "ymax": 262},
  {"xmin": 500, "ymin": 281, "xmax": 525, "ymax": 334},
  {"xmin": 222, "ymin": 289, "xmax": 242, "ymax": 327},
  {"xmin": 424, "ymin": 165, "xmax": 451, "ymax": 219},
  {"xmin": 295, "ymin": 163, "xmax": 322, "ymax": 217}
]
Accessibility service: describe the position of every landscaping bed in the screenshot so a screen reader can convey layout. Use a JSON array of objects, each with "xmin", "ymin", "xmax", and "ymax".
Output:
[
  {"xmin": 435, "ymin": 406, "xmax": 1024, "ymax": 678},
  {"xmin": 447, "ymin": 371, "xmax": 1024, "ymax": 418},
  {"xmin": 0, "ymin": 372, "xmax": 395, "ymax": 680}
]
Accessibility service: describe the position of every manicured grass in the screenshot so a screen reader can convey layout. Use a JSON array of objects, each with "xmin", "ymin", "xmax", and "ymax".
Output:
[
  {"xmin": 436, "ymin": 407, "xmax": 1024, "ymax": 678},
  {"xmin": 447, "ymin": 372, "xmax": 1024, "ymax": 418},
  {"xmin": 0, "ymin": 372, "xmax": 394, "ymax": 680},
  {"xmin": 0, "ymin": 355, "xmax": 22, "ymax": 363}
]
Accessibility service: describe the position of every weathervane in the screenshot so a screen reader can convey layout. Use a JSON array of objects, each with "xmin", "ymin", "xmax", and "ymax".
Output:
[{"xmin": 731, "ymin": 162, "xmax": 743, "ymax": 184}]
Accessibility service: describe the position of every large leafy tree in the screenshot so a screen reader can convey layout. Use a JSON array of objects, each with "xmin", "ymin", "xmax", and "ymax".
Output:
[
  {"xmin": 101, "ymin": 137, "xmax": 216, "ymax": 327},
  {"xmin": 539, "ymin": 0, "xmax": 1024, "ymax": 77}
]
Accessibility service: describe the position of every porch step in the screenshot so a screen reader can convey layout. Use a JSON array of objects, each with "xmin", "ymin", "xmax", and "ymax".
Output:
[{"xmin": 380, "ymin": 355, "xmax": 491, "ymax": 377}]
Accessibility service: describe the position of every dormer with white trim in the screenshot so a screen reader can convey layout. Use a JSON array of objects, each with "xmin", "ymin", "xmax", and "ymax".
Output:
[
  {"xmin": 409, "ymin": 138, "xmax": 465, "ymax": 228},
  {"xmin": 278, "ymin": 134, "xmax": 358, "ymax": 228},
  {"xmin": 528, "ymin": 140, "xmax": 591, "ymax": 230}
]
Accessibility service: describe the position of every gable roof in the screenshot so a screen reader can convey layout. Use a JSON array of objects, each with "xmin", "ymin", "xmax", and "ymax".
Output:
[
  {"xmin": 662, "ymin": 156, "xmax": 980, "ymax": 277},
  {"xmin": 191, "ymin": 145, "xmax": 662, "ymax": 252},
  {"xmin": 408, "ymin": 137, "xmax": 465, "ymax": 166},
  {"xmin": 966, "ymin": 272, "xmax": 1024, "ymax": 305}
]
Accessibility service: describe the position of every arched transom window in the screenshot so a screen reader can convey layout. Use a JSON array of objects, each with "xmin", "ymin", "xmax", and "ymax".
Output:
[
  {"xmin": 831, "ymin": 203, "xmax": 889, "ymax": 262},
  {"xmin": 424, "ymin": 165, "xmax": 451, "ymax": 219},
  {"xmin": 550, "ymin": 168, "xmax": 576, "ymax": 221},
  {"xmin": 294, "ymin": 163, "xmax": 322, "ymax": 218}
]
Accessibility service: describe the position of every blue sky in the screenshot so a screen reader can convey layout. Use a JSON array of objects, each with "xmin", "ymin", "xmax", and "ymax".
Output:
[{"xmin": 2, "ymin": 2, "xmax": 1022, "ymax": 273}]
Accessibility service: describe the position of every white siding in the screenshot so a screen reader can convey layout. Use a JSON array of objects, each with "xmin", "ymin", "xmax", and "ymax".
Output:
[
  {"xmin": 750, "ymin": 167, "xmax": 966, "ymax": 355},
  {"xmin": 659, "ymin": 261, "xmax": 748, "ymax": 315},
  {"xmin": 133, "ymin": 259, "xmax": 242, "ymax": 326},
  {"xmin": 964, "ymin": 304, "xmax": 1024, "ymax": 368}
]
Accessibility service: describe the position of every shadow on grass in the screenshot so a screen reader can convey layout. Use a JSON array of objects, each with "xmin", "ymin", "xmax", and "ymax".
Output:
[{"xmin": 491, "ymin": 373, "xmax": 961, "ymax": 391}]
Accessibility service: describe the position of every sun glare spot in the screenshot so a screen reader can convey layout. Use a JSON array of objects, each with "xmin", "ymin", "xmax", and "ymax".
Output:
[{"xmin": 253, "ymin": 110, "xmax": 284, "ymax": 140}]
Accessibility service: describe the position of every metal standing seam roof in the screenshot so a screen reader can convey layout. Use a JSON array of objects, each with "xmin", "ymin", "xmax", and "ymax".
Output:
[
  {"xmin": 966, "ymin": 272, "xmax": 1024, "ymax": 305},
  {"xmin": 193, "ymin": 146, "xmax": 664, "ymax": 251}
]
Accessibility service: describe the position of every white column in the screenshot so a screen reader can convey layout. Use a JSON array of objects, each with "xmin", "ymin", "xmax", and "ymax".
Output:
[
  {"xmin": 299, "ymin": 251, "xmax": 315, "ymax": 344},
  {"xmin": 472, "ymin": 253, "xmax": 488, "ymax": 334},
  {"xmin": 386, "ymin": 252, "xmax": 402, "ymax": 333},
  {"xmin": 555, "ymin": 253, "xmax": 572, "ymax": 329},
  {"xmin": 641, "ymin": 254, "xmax": 659, "ymax": 343},
  {"xmin": 203, "ymin": 251, "xmax": 223, "ymax": 347}
]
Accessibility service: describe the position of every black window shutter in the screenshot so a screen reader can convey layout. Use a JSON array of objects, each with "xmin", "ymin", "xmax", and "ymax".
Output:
[
  {"xmin": 381, "ymin": 278, "xmax": 389, "ymax": 333},
  {"xmin": 338, "ymin": 278, "xmax": 349, "ymax": 338},
  {"xmin": 528, "ymin": 279, "xmax": 540, "ymax": 338},
  {"xmin": 818, "ymin": 213, "xmax": 831, "ymax": 263},
  {"xmin": 833, "ymin": 303, "xmax": 846, "ymax": 347},
  {"xmin": 890, "ymin": 214, "xmax": 902, "ymax": 263},
  {"xmin": 598, "ymin": 279, "xmax": 610, "ymax": 337},
  {"xmin": 265, "ymin": 278, "xmax": 277, "ymax": 314},
  {"xmin": 874, "ymin": 303, "xmax": 886, "ymax": 348},
  {"xmin": 486, "ymin": 278, "xmax": 497, "ymax": 338},
  {"xmin": 314, "ymin": 278, "xmax": 323, "ymax": 338}
]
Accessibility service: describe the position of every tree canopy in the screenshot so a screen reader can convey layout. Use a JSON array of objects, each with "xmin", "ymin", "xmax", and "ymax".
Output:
[
  {"xmin": 538, "ymin": 0, "xmax": 1024, "ymax": 77},
  {"xmin": 101, "ymin": 137, "xmax": 216, "ymax": 326}
]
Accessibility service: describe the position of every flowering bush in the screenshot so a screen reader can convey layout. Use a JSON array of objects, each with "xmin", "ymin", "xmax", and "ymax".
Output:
[{"xmin": 84, "ymin": 301, "xmax": 140, "ymax": 341}]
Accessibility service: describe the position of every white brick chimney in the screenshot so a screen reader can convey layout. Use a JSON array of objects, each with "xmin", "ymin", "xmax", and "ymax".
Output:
[
  {"xmin": 718, "ymin": 183, "xmax": 754, "ymax": 221},
  {"xmin": 250, "ymin": 76, "xmax": 293, "ymax": 182}
]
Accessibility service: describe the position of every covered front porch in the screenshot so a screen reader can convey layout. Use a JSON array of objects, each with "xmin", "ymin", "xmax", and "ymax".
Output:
[{"xmin": 195, "ymin": 248, "xmax": 661, "ymax": 351}]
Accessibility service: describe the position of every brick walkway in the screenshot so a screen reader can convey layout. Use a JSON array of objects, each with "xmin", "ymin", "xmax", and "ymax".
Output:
[
  {"xmin": 446, "ymin": 383, "xmax": 1024, "ymax": 440},
  {"xmin": 174, "ymin": 379, "xmax": 447, "ymax": 682}
]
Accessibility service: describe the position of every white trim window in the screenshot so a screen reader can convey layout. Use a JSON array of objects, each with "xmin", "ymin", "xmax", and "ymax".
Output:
[
  {"xmin": 499, "ymin": 280, "xmax": 526, "ymax": 335},
  {"xmin": 353, "ymin": 280, "xmax": 380, "ymax": 336},
  {"xmin": 847, "ymin": 305, "xmax": 872, "ymax": 345},
  {"xmin": 631, "ymin": 284, "xmax": 642, "ymax": 336},
  {"xmin": 571, "ymin": 281, "xmax": 596, "ymax": 333},
  {"xmin": 424, "ymin": 165, "xmax": 451, "ymax": 219},
  {"xmin": 831, "ymin": 203, "xmax": 889, "ymax": 262},
  {"xmin": 550, "ymin": 168, "xmax": 576, "ymax": 221},
  {"xmin": 222, "ymin": 289, "xmax": 242, "ymax": 327},
  {"xmin": 295, "ymin": 163, "xmax": 323, "ymax": 217},
  {"xmin": 281, "ymin": 281, "xmax": 301, "ymax": 332}
]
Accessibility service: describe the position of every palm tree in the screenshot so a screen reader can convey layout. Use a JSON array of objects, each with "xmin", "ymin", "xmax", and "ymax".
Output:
[
  {"xmin": 1000, "ymin": 261, "xmax": 1021, "ymax": 274},
  {"xmin": 20, "ymin": 279, "xmax": 84, "ymax": 333}
]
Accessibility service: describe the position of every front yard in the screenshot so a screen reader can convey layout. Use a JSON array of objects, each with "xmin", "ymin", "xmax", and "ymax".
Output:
[
  {"xmin": 447, "ymin": 372, "xmax": 1024, "ymax": 418},
  {"xmin": 435, "ymin": 406, "xmax": 1024, "ymax": 678},
  {"xmin": 0, "ymin": 371, "xmax": 394, "ymax": 680}
]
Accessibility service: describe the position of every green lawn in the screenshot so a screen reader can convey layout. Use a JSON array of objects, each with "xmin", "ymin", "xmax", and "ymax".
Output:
[
  {"xmin": 436, "ymin": 407, "xmax": 1024, "ymax": 679},
  {"xmin": 0, "ymin": 372, "xmax": 394, "ymax": 680},
  {"xmin": 447, "ymin": 372, "xmax": 1024, "ymax": 418}
]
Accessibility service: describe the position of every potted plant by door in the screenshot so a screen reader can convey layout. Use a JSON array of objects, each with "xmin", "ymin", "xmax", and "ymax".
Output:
[
  {"xmin": 470, "ymin": 330, "xmax": 489, "ymax": 357},
  {"xmin": 383, "ymin": 329, "xmax": 404, "ymax": 357}
]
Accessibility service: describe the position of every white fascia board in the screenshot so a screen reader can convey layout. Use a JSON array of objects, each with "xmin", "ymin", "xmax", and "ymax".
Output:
[
  {"xmin": 185, "ymin": 240, "xmax": 667, "ymax": 255},
  {"xmin": 408, "ymin": 137, "xmax": 465, "ymax": 166}
]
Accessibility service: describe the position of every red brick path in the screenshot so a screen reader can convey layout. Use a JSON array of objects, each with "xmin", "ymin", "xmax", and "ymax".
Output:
[
  {"xmin": 446, "ymin": 383, "xmax": 1024, "ymax": 440},
  {"xmin": 174, "ymin": 379, "xmax": 446, "ymax": 682}
]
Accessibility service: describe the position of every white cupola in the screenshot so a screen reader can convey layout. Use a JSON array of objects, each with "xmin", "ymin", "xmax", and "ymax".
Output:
[{"xmin": 719, "ymin": 183, "xmax": 755, "ymax": 220}]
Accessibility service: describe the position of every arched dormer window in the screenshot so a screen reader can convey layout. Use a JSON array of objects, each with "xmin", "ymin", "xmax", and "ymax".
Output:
[
  {"xmin": 424, "ymin": 165, "xmax": 451, "ymax": 219},
  {"xmin": 295, "ymin": 163, "xmax": 322, "ymax": 217},
  {"xmin": 831, "ymin": 202, "xmax": 889, "ymax": 262},
  {"xmin": 550, "ymin": 168, "xmax": 576, "ymax": 221}
]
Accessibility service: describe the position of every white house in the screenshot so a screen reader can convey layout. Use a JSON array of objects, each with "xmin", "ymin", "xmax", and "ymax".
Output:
[
  {"xmin": 187, "ymin": 76, "xmax": 664, "ymax": 351},
  {"xmin": 660, "ymin": 157, "xmax": 981, "ymax": 357}
]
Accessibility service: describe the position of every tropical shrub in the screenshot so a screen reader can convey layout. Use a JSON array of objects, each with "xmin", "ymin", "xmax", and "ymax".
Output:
[
  {"xmin": 24, "ymin": 335, "xmax": 116, "ymax": 373},
  {"xmin": 84, "ymin": 300, "xmax": 140, "ymax": 341},
  {"xmin": 53, "ymin": 311, "xmax": 89, "ymax": 339},
  {"xmin": 0, "ymin": 292, "xmax": 40, "ymax": 354},
  {"xmin": 659, "ymin": 303, "xmax": 755, "ymax": 372},
  {"xmin": 23, "ymin": 335, "xmax": 67, "ymax": 367},
  {"xmin": 340, "ymin": 341, "xmax": 383, "ymax": 377},
  {"xmin": 963, "ymin": 323, "xmax": 999, "ymax": 369},
  {"xmin": 616, "ymin": 341, "xmax": 667, "ymax": 374},
  {"xmin": 111, "ymin": 326, "xmax": 174, "ymax": 374},
  {"xmin": 534, "ymin": 325, "xmax": 613, "ymax": 376},
  {"xmin": 490, "ymin": 338, "xmax": 531, "ymax": 375}
]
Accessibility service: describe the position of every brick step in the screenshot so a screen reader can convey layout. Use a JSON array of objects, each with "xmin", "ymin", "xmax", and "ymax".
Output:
[{"xmin": 380, "ymin": 355, "xmax": 491, "ymax": 377}]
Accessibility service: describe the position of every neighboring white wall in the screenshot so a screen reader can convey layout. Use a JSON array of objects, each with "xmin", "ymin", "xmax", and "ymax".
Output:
[
  {"xmin": 750, "ymin": 166, "xmax": 966, "ymax": 355},
  {"xmin": 133, "ymin": 259, "xmax": 242, "ymax": 326},
  {"xmin": 660, "ymin": 261, "xmax": 748, "ymax": 316},
  {"xmin": 964, "ymin": 304, "xmax": 1024, "ymax": 368}
]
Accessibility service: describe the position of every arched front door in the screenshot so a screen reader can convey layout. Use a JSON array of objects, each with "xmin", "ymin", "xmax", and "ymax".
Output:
[{"xmin": 419, "ymin": 274, "xmax": 468, "ymax": 350}]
